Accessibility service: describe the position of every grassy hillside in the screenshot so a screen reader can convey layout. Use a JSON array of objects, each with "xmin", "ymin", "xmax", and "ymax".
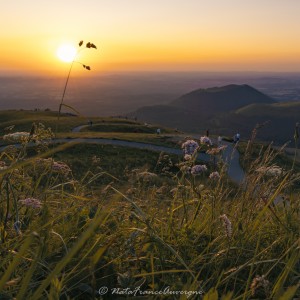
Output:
[
  {"xmin": 0, "ymin": 110, "xmax": 178, "ymax": 147},
  {"xmin": 235, "ymin": 101, "xmax": 300, "ymax": 118},
  {"xmin": 0, "ymin": 112, "xmax": 300, "ymax": 299}
]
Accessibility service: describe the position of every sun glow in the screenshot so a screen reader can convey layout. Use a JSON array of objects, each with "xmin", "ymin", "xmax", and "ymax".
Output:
[{"xmin": 56, "ymin": 44, "xmax": 77, "ymax": 63}]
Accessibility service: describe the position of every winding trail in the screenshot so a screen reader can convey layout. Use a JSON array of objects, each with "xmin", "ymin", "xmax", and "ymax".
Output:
[
  {"xmin": 72, "ymin": 124, "xmax": 245, "ymax": 183},
  {"xmin": 72, "ymin": 125, "xmax": 89, "ymax": 132},
  {"xmin": 0, "ymin": 136, "xmax": 245, "ymax": 184},
  {"xmin": 221, "ymin": 141, "xmax": 244, "ymax": 184}
]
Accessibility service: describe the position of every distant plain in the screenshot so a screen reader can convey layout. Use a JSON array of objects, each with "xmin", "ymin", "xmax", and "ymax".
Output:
[{"xmin": 1, "ymin": 71, "xmax": 300, "ymax": 116}]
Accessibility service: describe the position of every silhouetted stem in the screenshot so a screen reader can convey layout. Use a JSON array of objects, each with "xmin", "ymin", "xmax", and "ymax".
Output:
[
  {"xmin": 59, "ymin": 62, "xmax": 75, "ymax": 117},
  {"xmin": 55, "ymin": 45, "xmax": 94, "ymax": 135},
  {"xmin": 55, "ymin": 58, "xmax": 76, "ymax": 136}
]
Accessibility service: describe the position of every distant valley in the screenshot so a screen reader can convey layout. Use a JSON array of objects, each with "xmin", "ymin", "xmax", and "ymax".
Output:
[
  {"xmin": 0, "ymin": 71, "xmax": 300, "ymax": 115},
  {"xmin": 1, "ymin": 72, "xmax": 300, "ymax": 144}
]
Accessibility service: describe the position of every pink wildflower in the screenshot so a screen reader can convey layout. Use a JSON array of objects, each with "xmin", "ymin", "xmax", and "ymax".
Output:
[{"xmin": 19, "ymin": 198, "xmax": 42, "ymax": 209}]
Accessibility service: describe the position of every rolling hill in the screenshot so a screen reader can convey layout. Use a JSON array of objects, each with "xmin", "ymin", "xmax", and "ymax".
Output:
[
  {"xmin": 171, "ymin": 84, "xmax": 275, "ymax": 113},
  {"xmin": 129, "ymin": 84, "xmax": 300, "ymax": 144}
]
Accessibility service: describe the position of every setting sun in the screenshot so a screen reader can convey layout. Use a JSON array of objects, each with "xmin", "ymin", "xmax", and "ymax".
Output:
[{"xmin": 56, "ymin": 44, "xmax": 77, "ymax": 63}]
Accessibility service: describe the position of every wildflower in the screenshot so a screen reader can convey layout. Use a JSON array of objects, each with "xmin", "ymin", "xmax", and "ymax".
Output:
[
  {"xmin": 250, "ymin": 275, "xmax": 270, "ymax": 298},
  {"xmin": 156, "ymin": 153, "xmax": 173, "ymax": 174},
  {"xmin": 220, "ymin": 214, "xmax": 232, "ymax": 238},
  {"xmin": 92, "ymin": 155, "xmax": 101, "ymax": 164},
  {"xmin": 191, "ymin": 164, "xmax": 207, "ymax": 175},
  {"xmin": 256, "ymin": 165, "xmax": 282, "ymax": 177},
  {"xmin": 34, "ymin": 158, "xmax": 71, "ymax": 176},
  {"xmin": 184, "ymin": 154, "xmax": 192, "ymax": 161},
  {"xmin": 0, "ymin": 161, "xmax": 7, "ymax": 170},
  {"xmin": 182, "ymin": 140, "xmax": 199, "ymax": 155},
  {"xmin": 19, "ymin": 198, "xmax": 42, "ymax": 209},
  {"xmin": 4, "ymin": 125, "xmax": 15, "ymax": 131},
  {"xmin": 52, "ymin": 161, "xmax": 72, "ymax": 175},
  {"xmin": 209, "ymin": 171, "xmax": 220, "ymax": 180},
  {"xmin": 137, "ymin": 171, "xmax": 158, "ymax": 182},
  {"xmin": 156, "ymin": 185, "xmax": 168, "ymax": 194},
  {"xmin": 35, "ymin": 157, "xmax": 52, "ymax": 164},
  {"xmin": 200, "ymin": 136, "xmax": 212, "ymax": 145},
  {"xmin": 206, "ymin": 145, "xmax": 227, "ymax": 155},
  {"xmin": 126, "ymin": 187, "xmax": 138, "ymax": 196},
  {"xmin": 3, "ymin": 132, "xmax": 30, "ymax": 142},
  {"xmin": 171, "ymin": 184, "xmax": 190, "ymax": 195}
]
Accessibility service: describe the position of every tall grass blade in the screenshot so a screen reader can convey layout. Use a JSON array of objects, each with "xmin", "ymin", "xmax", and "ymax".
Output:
[{"xmin": 31, "ymin": 209, "xmax": 110, "ymax": 299}]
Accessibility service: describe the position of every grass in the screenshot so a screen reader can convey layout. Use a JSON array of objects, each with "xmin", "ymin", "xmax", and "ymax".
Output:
[
  {"xmin": 52, "ymin": 143, "xmax": 180, "ymax": 184},
  {"xmin": 55, "ymin": 132, "xmax": 179, "ymax": 148},
  {"xmin": 0, "ymin": 118, "xmax": 299, "ymax": 299},
  {"xmin": 0, "ymin": 110, "xmax": 179, "ymax": 148},
  {"xmin": 237, "ymin": 140, "xmax": 300, "ymax": 187}
]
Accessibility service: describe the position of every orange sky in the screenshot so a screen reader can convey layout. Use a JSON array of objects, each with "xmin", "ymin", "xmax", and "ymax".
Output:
[{"xmin": 1, "ymin": 0, "xmax": 300, "ymax": 75}]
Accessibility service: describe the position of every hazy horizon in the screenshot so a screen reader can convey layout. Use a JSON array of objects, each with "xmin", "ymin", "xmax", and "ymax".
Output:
[{"xmin": 1, "ymin": 71, "xmax": 300, "ymax": 117}]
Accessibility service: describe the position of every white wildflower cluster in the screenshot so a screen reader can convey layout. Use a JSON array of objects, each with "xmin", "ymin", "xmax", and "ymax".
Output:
[
  {"xmin": 209, "ymin": 171, "xmax": 220, "ymax": 180},
  {"xmin": 191, "ymin": 164, "xmax": 207, "ymax": 175},
  {"xmin": 220, "ymin": 214, "xmax": 232, "ymax": 238},
  {"xmin": 3, "ymin": 132, "xmax": 31, "ymax": 142},
  {"xmin": 33, "ymin": 123, "xmax": 54, "ymax": 141},
  {"xmin": 256, "ymin": 165, "xmax": 282, "ymax": 177},
  {"xmin": 250, "ymin": 275, "xmax": 270, "ymax": 298},
  {"xmin": 156, "ymin": 153, "xmax": 173, "ymax": 174},
  {"xmin": 182, "ymin": 139, "xmax": 199, "ymax": 155},
  {"xmin": 200, "ymin": 136, "xmax": 212, "ymax": 145},
  {"xmin": 19, "ymin": 198, "xmax": 42, "ymax": 209}
]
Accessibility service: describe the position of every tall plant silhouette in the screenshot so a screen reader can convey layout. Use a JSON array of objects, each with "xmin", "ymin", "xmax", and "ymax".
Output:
[{"xmin": 57, "ymin": 40, "xmax": 97, "ymax": 125}]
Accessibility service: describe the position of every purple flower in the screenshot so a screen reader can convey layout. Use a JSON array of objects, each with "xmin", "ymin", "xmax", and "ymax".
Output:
[
  {"xmin": 220, "ymin": 214, "xmax": 232, "ymax": 238},
  {"xmin": 209, "ymin": 171, "xmax": 220, "ymax": 180},
  {"xmin": 182, "ymin": 140, "xmax": 199, "ymax": 155},
  {"xmin": 191, "ymin": 164, "xmax": 207, "ymax": 175},
  {"xmin": 19, "ymin": 198, "xmax": 42, "ymax": 209},
  {"xmin": 200, "ymin": 136, "xmax": 212, "ymax": 145}
]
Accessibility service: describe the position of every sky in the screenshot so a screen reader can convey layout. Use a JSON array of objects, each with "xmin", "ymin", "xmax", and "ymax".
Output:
[{"xmin": 1, "ymin": 0, "xmax": 300, "ymax": 75}]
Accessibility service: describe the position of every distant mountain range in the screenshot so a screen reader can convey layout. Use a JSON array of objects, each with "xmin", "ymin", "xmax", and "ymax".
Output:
[{"xmin": 129, "ymin": 84, "xmax": 300, "ymax": 144}]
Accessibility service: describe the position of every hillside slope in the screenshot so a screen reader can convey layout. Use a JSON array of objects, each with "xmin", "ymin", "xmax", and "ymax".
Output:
[
  {"xmin": 171, "ymin": 84, "xmax": 275, "ymax": 114},
  {"xmin": 129, "ymin": 85, "xmax": 300, "ymax": 143}
]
